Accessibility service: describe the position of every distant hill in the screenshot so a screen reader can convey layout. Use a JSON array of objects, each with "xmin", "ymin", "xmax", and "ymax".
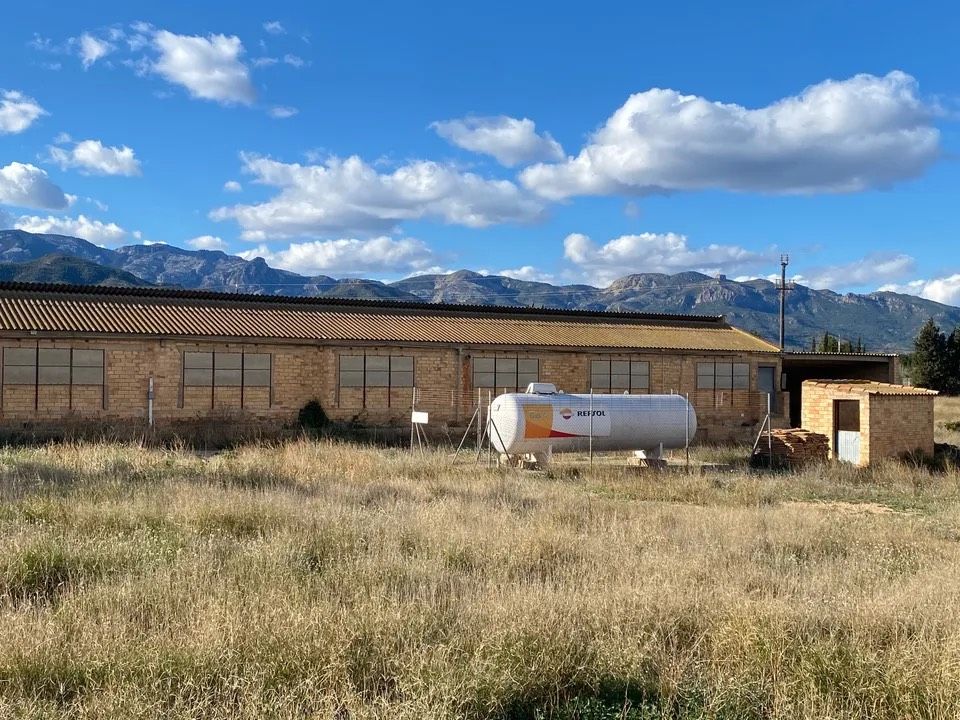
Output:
[{"xmin": 1, "ymin": 228, "xmax": 957, "ymax": 351}]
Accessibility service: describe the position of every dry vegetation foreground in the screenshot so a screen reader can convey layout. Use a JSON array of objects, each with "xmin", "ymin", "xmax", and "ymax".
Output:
[{"xmin": 2, "ymin": 439, "xmax": 960, "ymax": 719}]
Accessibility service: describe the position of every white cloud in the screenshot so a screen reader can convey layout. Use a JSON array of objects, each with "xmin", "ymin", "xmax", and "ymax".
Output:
[
  {"xmin": 187, "ymin": 234, "xmax": 229, "ymax": 251},
  {"xmin": 252, "ymin": 56, "xmax": 278, "ymax": 67},
  {"xmin": 48, "ymin": 138, "xmax": 142, "ymax": 176},
  {"xmin": 211, "ymin": 153, "xmax": 546, "ymax": 238},
  {"xmin": 0, "ymin": 162, "xmax": 68, "ymax": 210},
  {"xmin": 237, "ymin": 236, "xmax": 436, "ymax": 276},
  {"xmin": 283, "ymin": 54, "xmax": 305, "ymax": 68},
  {"xmin": 563, "ymin": 231, "xmax": 772, "ymax": 286},
  {"xmin": 13, "ymin": 213, "xmax": 129, "ymax": 245},
  {"xmin": 78, "ymin": 33, "xmax": 114, "ymax": 69},
  {"xmin": 268, "ymin": 105, "xmax": 298, "ymax": 119},
  {"xmin": 802, "ymin": 252, "xmax": 915, "ymax": 289},
  {"xmin": 263, "ymin": 20, "xmax": 285, "ymax": 35},
  {"xmin": 0, "ymin": 91, "xmax": 46, "ymax": 134},
  {"xmin": 522, "ymin": 71, "xmax": 940, "ymax": 199},
  {"xmin": 431, "ymin": 115, "xmax": 564, "ymax": 167},
  {"xmin": 223, "ymin": 180, "xmax": 242, "ymax": 192},
  {"xmin": 880, "ymin": 275, "xmax": 960, "ymax": 306},
  {"xmin": 498, "ymin": 265, "xmax": 556, "ymax": 283},
  {"xmin": 152, "ymin": 30, "xmax": 255, "ymax": 105}
]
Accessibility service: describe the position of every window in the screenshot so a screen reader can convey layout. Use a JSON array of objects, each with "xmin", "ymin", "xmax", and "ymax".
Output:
[
  {"xmin": 472, "ymin": 356, "xmax": 539, "ymax": 392},
  {"xmin": 590, "ymin": 359, "xmax": 649, "ymax": 393},
  {"xmin": 2, "ymin": 347, "xmax": 104, "ymax": 386},
  {"xmin": 338, "ymin": 355, "xmax": 414, "ymax": 389},
  {"xmin": 697, "ymin": 361, "xmax": 749, "ymax": 390},
  {"xmin": 183, "ymin": 351, "xmax": 271, "ymax": 388}
]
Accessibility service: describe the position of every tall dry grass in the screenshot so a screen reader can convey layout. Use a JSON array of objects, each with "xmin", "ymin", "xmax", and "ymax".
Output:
[{"xmin": 1, "ymin": 428, "xmax": 960, "ymax": 717}]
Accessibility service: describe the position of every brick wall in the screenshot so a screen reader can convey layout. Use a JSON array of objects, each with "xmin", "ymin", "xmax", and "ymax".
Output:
[{"xmin": 0, "ymin": 336, "xmax": 781, "ymax": 443}]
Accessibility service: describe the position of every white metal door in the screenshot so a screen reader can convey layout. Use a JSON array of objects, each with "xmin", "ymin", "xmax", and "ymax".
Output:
[{"xmin": 836, "ymin": 431, "xmax": 860, "ymax": 464}]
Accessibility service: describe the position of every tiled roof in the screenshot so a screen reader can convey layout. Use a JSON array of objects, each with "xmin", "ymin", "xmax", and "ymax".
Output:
[
  {"xmin": 803, "ymin": 380, "xmax": 938, "ymax": 396},
  {"xmin": 0, "ymin": 283, "xmax": 781, "ymax": 353}
]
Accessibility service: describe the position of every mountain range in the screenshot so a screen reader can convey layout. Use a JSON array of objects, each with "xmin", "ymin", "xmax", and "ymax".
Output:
[{"xmin": 1, "ymin": 228, "xmax": 957, "ymax": 351}]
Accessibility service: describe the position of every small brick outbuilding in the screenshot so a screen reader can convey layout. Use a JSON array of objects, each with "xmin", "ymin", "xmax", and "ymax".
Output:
[{"xmin": 801, "ymin": 380, "xmax": 937, "ymax": 466}]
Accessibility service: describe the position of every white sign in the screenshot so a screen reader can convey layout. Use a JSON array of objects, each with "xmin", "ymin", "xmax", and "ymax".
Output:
[{"xmin": 411, "ymin": 411, "xmax": 429, "ymax": 425}]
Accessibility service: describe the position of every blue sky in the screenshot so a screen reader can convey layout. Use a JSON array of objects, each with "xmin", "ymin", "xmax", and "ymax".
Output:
[{"xmin": 2, "ymin": 1, "xmax": 959, "ymax": 303}]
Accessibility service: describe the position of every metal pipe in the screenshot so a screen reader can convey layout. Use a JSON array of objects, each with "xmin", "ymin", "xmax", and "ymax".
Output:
[{"xmin": 147, "ymin": 376, "xmax": 154, "ymax": 427}]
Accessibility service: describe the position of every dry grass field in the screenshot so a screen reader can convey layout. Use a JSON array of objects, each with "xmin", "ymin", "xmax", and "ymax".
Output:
[{"xmin": 0, "ymin": 401, "xmax": 959, "ymax": 719}]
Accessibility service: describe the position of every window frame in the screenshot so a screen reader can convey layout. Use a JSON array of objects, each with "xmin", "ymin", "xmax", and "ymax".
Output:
[
  {"xmin": 696, "ymin": 361, "xmax": 750, "ymax": 391},
  {"xmin": 472, "ymin": 355, "xmax": 540, "ymax": 393},
  {"xmin": 337, "ymin": 354, "xmax": 416, "ymax": 402},
  {"xmin": 589, "ymin": 358, "xmax": 650, "ymax": 393}
]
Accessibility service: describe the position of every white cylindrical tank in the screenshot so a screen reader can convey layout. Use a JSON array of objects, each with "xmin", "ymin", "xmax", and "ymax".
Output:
[{"xmin": 488, "ymin": 392, "xmax": 696, "ymax": 456}]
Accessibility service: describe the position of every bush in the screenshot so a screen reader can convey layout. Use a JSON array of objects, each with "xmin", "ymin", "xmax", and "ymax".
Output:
[{"xmin": 298, "ymin": 400, "xmax": 329, "ymax": 430}]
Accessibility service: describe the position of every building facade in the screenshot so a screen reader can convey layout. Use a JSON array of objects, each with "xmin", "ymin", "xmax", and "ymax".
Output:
[{"xmin": 0, "ymin": 283, "xmax": 784, "ymax": 443}]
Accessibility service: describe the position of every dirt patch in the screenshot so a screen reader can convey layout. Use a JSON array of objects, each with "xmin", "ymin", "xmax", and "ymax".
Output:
[{"xmin": 783, "ymin": 500, "xmax": 904, "ymax": 516}]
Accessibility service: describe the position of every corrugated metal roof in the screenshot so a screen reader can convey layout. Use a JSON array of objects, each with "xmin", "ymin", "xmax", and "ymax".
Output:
[
  {"xmin": 803, "ymin": 380, "xmax": 938, "ymax": 396},
  {"xmin": 0, "ymin": 283, "xmax": 781, "ymax": 353}
]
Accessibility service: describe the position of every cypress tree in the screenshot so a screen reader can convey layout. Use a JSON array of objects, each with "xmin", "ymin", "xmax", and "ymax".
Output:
[
  {"xmin": 913, "ymin": 319, "xmax": 949, "ymax": 391},
  {"xmin": 946, "ymin": 328, "xmax": 960, "ymax": 395}
]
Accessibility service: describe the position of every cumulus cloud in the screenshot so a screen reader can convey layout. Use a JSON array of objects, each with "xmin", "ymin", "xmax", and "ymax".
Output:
[
  {"xmin": 13, "ymin": 213, "xmax": 129, "ymax": 245},
  {"xmin": 0, "ymin": 91, "xmax": 46, "ymax": 134},
  {"xmin": 223, "ymin": 180, "xmax": 242, "ymax": 192},
  {"xmin": 522, "ymin": 71, "xmax": 940, "ymax": 199},
  {"xmin": 498, "ymin": 265, "xmax": 556, "ymax": 283},
  {"xmin": 283, "ymin": 53, "xmax": 305, "ymax": 68},
  {"xmin": 268, "ymin": 105, "xmax": 298, "ymax": 119},
  {"xmin": 211, "ymin": 153, "xmax": 546, "ymax": 238},
  {"xmin": 187, "ymin": 234, "xmax": 229, "ymax": 251},
  {"xmin": 880, "ymin": 275, "xmax": 960, "ymax": 306},
  {"xmin": 48, "ymin": 138, "xmax": 142, "ymax": 176},
  {"xmin": 563, "ymin": 232, "xmax": 772, "ymax": 286},
  {"xmin": 78, "ymin": 33, "xmax": 114, "ymax": 68},
  {"xmin": 152, "ymin": 30, "xmax": 255, "ymax": 105},
  {"xmin": 263, "ymin": 20, "xmax": 285, "ymax": 35},
  {"xmin": 802, "ymin": 252, "xmax": 915, "ymax": 289},
  {"xmin": 432, "ymin": 115, "xmax": 565, "ymax": 167},
  {"xmin": 237, "ymin": 236, "xmax": 436, "ymax": 276},
  {"xmin": 0, "ymin": 162, "xmax": 69, "ymax": 210}
]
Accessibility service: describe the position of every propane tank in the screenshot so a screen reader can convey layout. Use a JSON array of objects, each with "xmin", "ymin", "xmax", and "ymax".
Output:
[{"xmin": 488, "ymin": 390, "xmax": 696, "ymax": 457}]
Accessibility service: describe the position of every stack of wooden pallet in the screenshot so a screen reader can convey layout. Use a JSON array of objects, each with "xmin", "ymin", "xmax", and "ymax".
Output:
[{"xmin": 756, "ymin": 428, "xmax": 829, "ymax": 467}]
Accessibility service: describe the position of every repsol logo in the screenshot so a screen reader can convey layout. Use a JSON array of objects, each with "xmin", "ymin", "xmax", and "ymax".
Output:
[{"xmin": 575, "ymin": 410, "xmax": 606, "ymax": 417}]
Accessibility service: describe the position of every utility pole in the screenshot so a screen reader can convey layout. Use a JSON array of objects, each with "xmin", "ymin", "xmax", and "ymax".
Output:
[{"xmin": 778, "ymin": 254, "xmax": 789, "ymax": 350}]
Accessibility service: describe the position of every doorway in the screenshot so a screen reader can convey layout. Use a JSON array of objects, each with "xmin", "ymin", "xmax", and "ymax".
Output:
[
  {"xmin": 758, "ymin": 366, "xmax": 777, "ymax": 412},
  {"xmin": 833, "ymin": 399, "xmax": 861, "ymax": 464}
]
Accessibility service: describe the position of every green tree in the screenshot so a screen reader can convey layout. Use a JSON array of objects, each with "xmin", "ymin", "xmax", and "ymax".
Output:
[
  {"xmin": 946, "ymin": 328, "xmax": 960, "ymax": 395},
  {"xmin": 912, "ymin": 319, "xmax": 950, "ymax": 391}
]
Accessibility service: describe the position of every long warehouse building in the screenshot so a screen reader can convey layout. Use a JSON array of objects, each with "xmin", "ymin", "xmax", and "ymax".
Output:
[{"xmin": 0, "ymin": 282, "xmax": 786, "ymax": 442}]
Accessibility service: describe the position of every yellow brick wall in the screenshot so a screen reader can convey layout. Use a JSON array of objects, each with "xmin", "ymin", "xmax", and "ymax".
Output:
[{"xmin": 0, "ymin": 336, "xmax": 780, "ymax": 442}]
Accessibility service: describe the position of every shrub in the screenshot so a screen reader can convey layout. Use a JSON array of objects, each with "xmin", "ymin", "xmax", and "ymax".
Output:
[{"xmin": 298, "ymin": 400, "xmax": 329, "ymax": 430}]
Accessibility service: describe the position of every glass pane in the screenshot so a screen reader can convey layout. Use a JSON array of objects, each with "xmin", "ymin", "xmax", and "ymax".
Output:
[
  {"xmin": 518, "ymin": 372, "xmax": 538, "ymax": 390},
  {"xmin": 631, "ymin": 361, "xmax": 649, "ymax": 376},
  {"xmin": 243, "ymin": 369, "xmax": 271, "ymax": 387},
  {"xmin": 215, "ymin": 352, "xmax": 242, "ymax": 370},
  {"xmin": 38, "ymin": 349, "xmax": 70, "ymax": 367},
  {"xmin": 366, "ymin": 370, "xmax": 389, "ymax": 387},
  {"xmin": 184, "ymin": 352, "xmax": 212, "ymax": 369},
  {"xmin": 611, "ymin": 360, "xmax": 629, "ymax": 375},
  {"xmin": 72, "ymin": 349, "xmax": 103, "ymax": 368},
  {"xmin": 390, "ymin": 356, "xmax": 413, "ymax": 372},
  {"xmin": 339, "ymin": 355, "xmax": 363, "ymax": 371},
  {"xmin": 733, "ymin": 363, "xmax": 749, "ymax": 377},
  {"xmin": 732, "ymin": 374, "xmax": 749, "ymax": 390},
  {"xmin": 339, "ymin": 370, "xmax": 364, "ymax": 388},
  {"xmin": 495, "ymin": 372, "xmax": 516, "ymax": 389},
  {"xmin": 611, "ymin": 374, "xmax": 630, "ymax": 390},
  {"xmin": 495, "ymin": 357, "xmax": 517, "ymax": 373},
  {"xmin": 696, "ymin": 363, "xmax": 714, "ymax": 390},
  {"xmin": 3, "ymin": 348, "xmax": 36, "ymax": 366},
  {"xmin": 244, "ymin": 353, "xmax": 270, "ymax": 370},
  {"xmin": 390, "ymin": 370, "xmax": 414, "ymax": 387},
  {"xmin": 365, "ymin": 356, "xmax": 389, "ymax": 371},
  {"xmin": 3, "ymin": 365, "xmax": 36, "ymax": 384},
  {"xmin": 38, "ymin": 366, "xmax": 70, "ymax": 384},
  {"xmin": 590, "ymin": 374, "xmax": 609, "ymax": 392},
  {"xmin": 184, "ymin": 368, "xmax": 213, "ymax": 386},
  {"xmin": 72, "ymin": 366, "xmax": 103, "ymax": 385},
  {"xmin": 215, "ymin": 368, "xmax": 242, "ymax": 386},
  {"xmin": 473, "ymin": 372, "xmax": 494, "ymax": 388},
  {"xmin": 591, "ymin": 360, "xmax": 609, "ymax": 374},
  {"xmin": 518, "ymin": 358, "xmax": 538, "ymax": 374},
  {"xmin": 473, "ymin": 357, "xmax": 495, "ymax": 373}
]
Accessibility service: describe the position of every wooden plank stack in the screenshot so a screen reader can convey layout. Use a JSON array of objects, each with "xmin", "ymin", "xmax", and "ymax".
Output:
[{"xmin": 755, "ymin": 428, "xmax": 829, "ymax": 467}]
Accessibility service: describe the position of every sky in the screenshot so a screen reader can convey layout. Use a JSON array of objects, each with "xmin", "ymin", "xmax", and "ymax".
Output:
[{"xmin": 2, "ymin": 1, "xmax": 959, "ymax": 303}]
